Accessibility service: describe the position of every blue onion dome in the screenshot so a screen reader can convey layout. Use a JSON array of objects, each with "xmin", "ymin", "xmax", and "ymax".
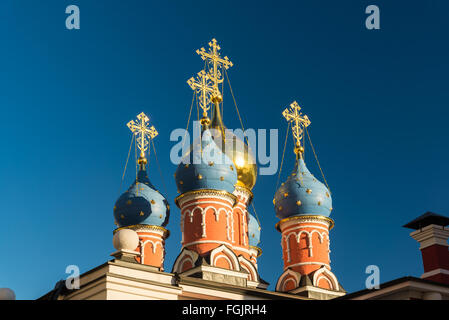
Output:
[
  {"xmin": 248, "ymin": 213, "xmax": 261, "ymax": 247},
  {"xmin": 114, "ymin": 165, "xmax": 170, "ymax": 228},
  {"xmin": 175, "ymin": 128, "xmax": 237, "ymax": 194},
  {"xmin": 274, "ymin": 156, "xmax": 332, "ymax": 219}
]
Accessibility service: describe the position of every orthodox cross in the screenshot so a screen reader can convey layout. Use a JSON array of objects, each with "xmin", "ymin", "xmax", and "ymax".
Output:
[
  {"xmin": 187, "ymin": 70, "xmax": 216, "ymax": 116},
  {"xmin": 196, "ymin": 38, "xmax": 233, "ymax": 96},
  {"xmin": 127, "ymin": 112, "xmax": 158, "ymax": 159},
  {"xmin": 282, "ymin": 101, "xmax": 311, "ymax": 153}
]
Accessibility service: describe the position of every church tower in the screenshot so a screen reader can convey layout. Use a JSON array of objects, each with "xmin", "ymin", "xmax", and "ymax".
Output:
[
  {"xmin": 209, "ymin": 96, "xmax": 258, "ymax": 264},
  {"xmin": 274, "ymin": 101, "xmax": 345, "ymax": 299},
  {"xmin": 113, "ymin": 113, "xmax": 170, "ymax": 270},
  {"xmin": 172, "ymin": 39, "xmax": 265, "ymax": 288}
]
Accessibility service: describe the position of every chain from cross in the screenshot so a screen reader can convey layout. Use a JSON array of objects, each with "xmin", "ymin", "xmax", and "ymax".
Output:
[
  {"xmin": 196, "ymin": 38, "xmax": 233, "ymax": 93},
  {"xmin": 187, "ymin": 70, "xmax": 216, "ymax": 116},
  {"xmin": 127, "ymin": 112, "xmax": 158, "ymax": 159},
  {"xmin": 282, "ymin": 101, "xmax": 311, "ymax": 150}
]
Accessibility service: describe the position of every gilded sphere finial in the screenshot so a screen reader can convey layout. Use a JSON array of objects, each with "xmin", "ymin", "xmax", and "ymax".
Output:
[
  {"xmin": 200, "ymin": 115, "xmax": 211, "ymax": 126},
  {"xmin": 138, "ymin": 156, "xmax": 147, "ymax": 165},
  {"xmin": 294, "ymin": 145, "xmax": 304, "ymax": 156},
  {"xmin": 211, "ymin": 93, "xmax": 223, "ymax": 104}
]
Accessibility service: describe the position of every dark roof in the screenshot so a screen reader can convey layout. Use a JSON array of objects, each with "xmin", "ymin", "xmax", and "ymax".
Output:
[
  {"xmin": 403, "ymin": 212, "xmax": 449, "ymax": 230},
  {"xmin": 339, "ymin": 276, "xmax": 449, "ymax": 300}
]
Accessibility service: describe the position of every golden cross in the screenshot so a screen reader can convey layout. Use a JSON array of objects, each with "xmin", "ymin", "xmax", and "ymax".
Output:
[
  {"xmin": 127, "ymin": 112, "xmax": 158, "ymax": 159},
  {"xmin": 196, "ymin": 38, "xmax": 233, "ymax": 94},
  {"xmin": 282, "ymin": 101, "xmax": 311, "ymax": 153},
  {"xmin": 187, "ymin": 70, "xmax": 216, "ymax": 116}
]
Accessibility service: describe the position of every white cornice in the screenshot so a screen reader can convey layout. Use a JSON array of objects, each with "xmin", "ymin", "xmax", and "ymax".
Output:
[
  {"xmin": 181, "ymin": 265, "xmax": 248, "ymax": 279},
  {"xmin": 182, "ymin": 240, "xmax": 251, "ymax": 255},
  {"xmin": 422, "ymin": 268, "xmax": 449, "ymax": 278},
  {"xmin": 286, "ymin": 261, "xmax": 331, "ymax": 270},
  {"xmin": 176, "ymin": 191, "xmax": 236, "ymax": 208},
  {"xmin": 410, "ymin": 224, "xmax": 449, "ymax": 249},
  {"xmin": 290, "ymin": 285, "xmax": 345, "ymax": 297}
]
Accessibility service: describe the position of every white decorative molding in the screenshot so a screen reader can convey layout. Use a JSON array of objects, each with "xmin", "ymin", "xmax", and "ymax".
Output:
[
  {"xmin": 134, "ymin": 227, "xmax": 167, "ymax": 237},
  {"xmin": 210, "ymin": 245, "xmax": 240, "ymax": 271},
  {"xmin": 282, "ymin": 223, "xmax": 329, "ymax": 233},
  {"xmin": 231, "ymin": 212, "xmax": 235, "ymax": 243},
  {"xmin": 201, "ymin": 209, "xmax": 207, "ymax": 238},
  {"xmin": 195, "ymin": 200, "xmax": 233, "ymax": 211},
  {"xmin": 138, "ymin": 239, "xmax": 163, "ymax": 266},
  {"xmin": 242, "ymin": 210, "xmax": 247, "ymax": 246},
  {"xmin": 215, "ymin": 254, "xmax": 233, "ymax": 269},
  {"xmin": 141, "ymin": 240, "xmax": 162, "ymax": 254},
  {"xmin": 283, "ymin": 231, "xmax": 308, "ymax": 262},
  {"xmin": 226, "ymin": 212, "xmax": 231, "ymax": 240},
  {"xmin": 182, "ymin": 240, "xmax": 252, "ymax": 256},
  {"xmin": 172, "ymin": 249, "xmax": 199, "ymax": 274},
  {"xmin": 181, "ymin": 206, "xmax": 233, "ymax": 240},
  {"xmin": 233, "ymin": 186, "xmax": 252, "ymax": 205},
  {"xmin": 238, "ymin": 256, "xmax": 258, "ymax": 282},
  {"xmin": 307, "ymin": 233, "xmax": 313, "ymax": 257},
  {"xmin": 216, "ymin": 207, "xmax": 227, "ymax": 222},
  {"xmin": 316, "ymin": 275, "xmax": 333, "ymax": 289},
  {"xmin": 312, "ymin": 266, "xmax": 339, "ymax": 291},
  {"xmin": 287, "ymin": 261, "xmax": 331, "ymax": 269},
  {"xmin": 177, "ymin": 193, "xmax": 236, "ymax": 209},
  {"xmin": 201, "ymin": 206, "xmax": 218, "ymax": 231},
  {"xmin": 180, "ymin": 212, "xmax": 186, "ymax": 243},
  {"xmin": 187, "ymin": 209, "xmax": 194, "ymax": 223},
  {"xmin": 138, "ymin": 234, "xmax": 165, "ymax": 241},
  {"xmin": 275, "ymin": 269, "xmax": 300, "ymax": 292},
  {"xmin": 283, "ymin": 229, "xmax": 328, "ymax": 261},
  {"xmin": 279, "ymin": 218, "xmax": 331, "ymax": 233}
]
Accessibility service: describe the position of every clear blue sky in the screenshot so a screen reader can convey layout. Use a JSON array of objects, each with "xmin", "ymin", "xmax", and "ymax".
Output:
[{"xmin": 1, "ymin": 0, "xmax": 448, "ymax": 299}]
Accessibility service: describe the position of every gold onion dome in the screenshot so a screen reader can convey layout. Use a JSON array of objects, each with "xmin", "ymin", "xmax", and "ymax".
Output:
[{"xmin": 210, "ymin": 103, "xmax": 257, "ymax": 191}]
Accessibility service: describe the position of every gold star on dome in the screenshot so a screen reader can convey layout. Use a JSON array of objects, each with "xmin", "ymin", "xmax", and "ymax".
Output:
[{"xmin": 282, "ymin": 101, "xmax": 311, "ymax": 155}]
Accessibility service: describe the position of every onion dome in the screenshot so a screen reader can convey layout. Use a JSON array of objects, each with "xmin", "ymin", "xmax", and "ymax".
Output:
[
  {"xmin": 114, "ymin": 165, "xmax": 170, "ymax": 228},
  {"xmin": 248, "ymin": 213, "xmax": 261, "ymax": 247},
  {"xmin": 210, "ymin": 104, "xmax": 257, "ymax": 191},
  {"xmin": 274, "ymin": 155, "xmax": 332, "ymax": 219},
  {"xmin": 175, "ymin": 128, "xmax": 237, "ymax": 194}
]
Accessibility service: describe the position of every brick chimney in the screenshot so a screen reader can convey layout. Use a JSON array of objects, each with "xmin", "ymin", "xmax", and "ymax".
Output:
[{"xmin": 403, "ymin": 212, "xmax": 449, "ymax": 285}]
